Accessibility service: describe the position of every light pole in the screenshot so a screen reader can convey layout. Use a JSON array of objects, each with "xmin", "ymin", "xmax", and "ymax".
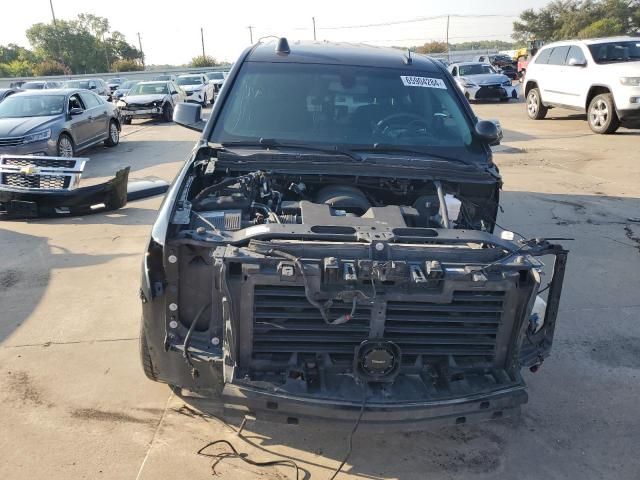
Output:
[
  {"xmin": 137, "ymin": 32, "xmax": 145, "ymax": 69},
  {"xmin": 247, "ymin": 26, "xmax": 254, "ymax": 44},
  {"xmin": 201, "ymin": 27, "xmax": 205, "ymax": 58},
  {"xmin": 312, "ymin": 17, "xmax": 316, "ymax": 41}
]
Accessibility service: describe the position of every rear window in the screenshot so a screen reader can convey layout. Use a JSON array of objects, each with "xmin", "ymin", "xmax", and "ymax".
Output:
[
  {"xmin": 547, "ymin": 46, "xmax": 570, "ymax": 65},
  {"xmin": 534, "ymin": 48, "xmax": 553, "ymax": 64},
  {"xmin": 211, "ymin": 62, "xmax": 487, "ymax": 161}
]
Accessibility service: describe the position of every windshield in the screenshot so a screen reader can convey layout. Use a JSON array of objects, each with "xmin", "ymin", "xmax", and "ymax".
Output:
[
  {"xmin": 208, "ymin": 72, "xmax": 224, "ymax": 80},
  {"xmin": 588, "ymin": 40, "xmax": 640, "ymax": 64},
  {"xmin": 63, "ymin": 80, "xmax": 90, "ymax": 89},
  {"xmin": 211, "ymin": 62, "xmax": 484, "ymax": 160},
  {"xmin": 21, "ymin": 82, "xmax": 45, "ymax": 90},
  {"xmin": 0, "ymin": 94, "xmax": 65, "ymax": 117},
  {"xmin": 459, "ymin": 64, "xmax": 496, "ymax": 75},
  {"xmin": 128, "ymin": 83, "xmax": 169, "ymax": 95},
  {"xmin": 177, "ymin": 76, "xmax": 203, "ymax": 86}
]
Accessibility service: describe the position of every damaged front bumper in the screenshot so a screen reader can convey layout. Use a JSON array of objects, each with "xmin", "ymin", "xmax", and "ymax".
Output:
[{"xmin": 0, "ymin": 155, "xmax": 129, "ymax": 219}]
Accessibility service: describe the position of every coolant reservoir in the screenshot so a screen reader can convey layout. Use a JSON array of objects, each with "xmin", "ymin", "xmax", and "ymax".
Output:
[{"xmin": 444, "ymin": 194, "xmax": 462, "ymax": 222}]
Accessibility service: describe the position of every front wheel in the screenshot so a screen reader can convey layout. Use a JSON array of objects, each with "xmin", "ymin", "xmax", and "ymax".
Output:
[
  {"xmin": 201, "ymin": 93, "xmax": 207, "ymax": 107},
  {"xmin": 104, "ymin": 120, "xmax": 120, "ymax": 147},
  {"xmin": 162, "ymin": 103, "xmax": 173, "ymax": 122},
  {"xmin": 526, "ymin": 88, "xmax": 548, "ymax": 120},
  {"xmin": 57, "ymin": 133, "xmax": 75, "ymax": 157},
  {"xmin": 588, "ymin": 93, "xmax": 620, "ymax": 134}
]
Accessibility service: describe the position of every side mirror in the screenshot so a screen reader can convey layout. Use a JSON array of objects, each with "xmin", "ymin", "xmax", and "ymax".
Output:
[
  {"xmin": 89, "ymin": 85, "xmax": 97, "ymax": 90},
  {"xmin": 170, "ymin": 90, "xmax": 178, "ymax": 95},
  {"xmin": 69, "ymin": 107, "xmax": 84, "ymax": 116},
  {"xmin": 173, "ymin": 102, "xmax": 206, "ymax": 132},
  {"xmin": 476, "ymin": 119, "xmax": 502, "ymax": 146},
  {"xmin": 567, "ymin": 57, "xmax": 587, "ymax": 67}
]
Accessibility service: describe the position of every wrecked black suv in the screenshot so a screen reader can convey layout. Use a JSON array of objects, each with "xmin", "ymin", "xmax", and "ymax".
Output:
[{"xmin": 139, "ymin": 39, "xmax": 567, "ymax": 428}]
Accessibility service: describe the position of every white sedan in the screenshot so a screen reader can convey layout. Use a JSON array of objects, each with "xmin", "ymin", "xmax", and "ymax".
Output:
[
  {"xmin": 176, "ymin": 74, "xmax": 215, "ymax": 106},
  {"xmin": 448, "ymin": 62, "xmax": 519, "ymax": 102}
]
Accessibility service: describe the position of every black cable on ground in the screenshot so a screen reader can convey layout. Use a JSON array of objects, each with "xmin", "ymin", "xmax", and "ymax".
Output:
[
  {"xmin": 328, "ymin": 387, "xmax": 368, "ymax": 480},
  {"xmin": 197, "ymin": 439, "xmax": 302, "ymax": 479}
]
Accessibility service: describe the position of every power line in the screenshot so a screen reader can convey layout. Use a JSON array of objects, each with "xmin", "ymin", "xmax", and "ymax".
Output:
[{"xmin": 317, "ymin": 13, "xmax": 518, "ymax": 30}]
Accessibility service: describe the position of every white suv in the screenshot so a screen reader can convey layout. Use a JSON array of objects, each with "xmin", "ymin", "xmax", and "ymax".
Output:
[{"xmin": 524, "ymin": 36, "xmax": 640, "ymax": 134}]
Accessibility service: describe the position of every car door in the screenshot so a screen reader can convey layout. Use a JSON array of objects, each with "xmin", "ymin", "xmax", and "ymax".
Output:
[
  {"xmin": 541, "ymin": 45, "xmax": 571, "ymax": 105},
  {"xmin": 80, "ymin": 91, "xmax": 109, "ymax": 141},
  {"xmin": 66, "ymin": 93, "xmax": 93, "ymax": 148},
  {"xmin": 558, "ymin": 45, "xmax": 589, "ymax": 109}
]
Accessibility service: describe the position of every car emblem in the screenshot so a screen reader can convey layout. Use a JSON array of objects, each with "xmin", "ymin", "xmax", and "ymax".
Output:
[{"xmin": 19, "ymin": 165, "xmax": 40, "ymax": 175}]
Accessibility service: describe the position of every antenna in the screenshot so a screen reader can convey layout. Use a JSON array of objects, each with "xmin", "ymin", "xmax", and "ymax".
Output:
[
  {"xmin": 404, "ymin": 48, "xmax": 412, "ymax": 65},
  {"xmin": 275, "ymin": 37, "xmax": 291, "ymax": 55}
]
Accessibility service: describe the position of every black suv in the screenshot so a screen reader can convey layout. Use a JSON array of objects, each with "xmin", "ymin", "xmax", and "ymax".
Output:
[{"xmin": 139, "ymin": 39, "xmax": 568, "ymax": 429}]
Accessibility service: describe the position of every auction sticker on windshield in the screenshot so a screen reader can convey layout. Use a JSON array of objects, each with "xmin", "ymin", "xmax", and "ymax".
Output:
[{"xmin": 400, "ymin": 76, "xmax": 447, "ymax": 89}]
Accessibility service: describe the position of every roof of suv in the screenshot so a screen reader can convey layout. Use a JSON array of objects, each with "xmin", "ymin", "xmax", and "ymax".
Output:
[
  {"xmin": 542, "ymin": 36, "xmax": 640, "ymax": 47},
  {"xmin": 248, "ymin": 40, "xmax": 441, "ymax": 72}
]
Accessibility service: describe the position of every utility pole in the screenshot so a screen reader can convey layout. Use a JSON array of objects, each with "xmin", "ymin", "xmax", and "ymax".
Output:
[
  {"xmin": 49, "ymin": 0, "xmax": 57, "ymax": 25},
  {"xmin": 312, "ymin": 17, "xmax": 316, "ymax": 41},
  {"xmin": 247, "ymin": 26, "xmax": 254, "ymax": 44},
  {"xmin": 137, "ymin": 32, "xmax": 145, "ymax": 69},
  {"xmin": 201, "ymin": 27, "xmax": 206, "ymax": 58},
  {"xmin": 445, "ymin": 15, "xmax": 450, "ymax": 63}
]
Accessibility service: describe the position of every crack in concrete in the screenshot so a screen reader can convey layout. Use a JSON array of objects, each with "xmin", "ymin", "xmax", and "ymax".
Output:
[
  {"xmin": 623, "ymin": 224, "xmax": 640, "ymax": 254},
  {"xmin": 2, "ymin": 337, "xmax": 138, "ymax": 349}
]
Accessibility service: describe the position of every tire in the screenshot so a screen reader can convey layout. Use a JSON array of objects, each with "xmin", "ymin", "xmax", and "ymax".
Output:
[
  {"xmin": 139, "ymin": 320, "xmax": 157, "ymax": 381},
  {"xmin": 104, "ymin": 120, "xmax": 120, "ymax": 147},
  {"xmin": 162, "ymin": 103, "xmax": 173, "ymax": 122},
  {"xmin": 56, "ymin": 133, "xmax": 75, "ymax": 157},
  {"xmin": 588, "ymin": 93, "xmax": 620, "ymax": 134},
  {"xmin": 201, "ymin": 93, "xmax": 207, "ymax": 107},
  {"xmin": 123, "ymin": 117, "xmax": 132, "ymax": 125},
  {"xmin": 526, "ymin": 87, "xmax": 548, "ymax": 120}
]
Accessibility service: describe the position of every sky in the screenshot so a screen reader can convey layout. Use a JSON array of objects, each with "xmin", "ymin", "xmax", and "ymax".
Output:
[{"xmin": 0, "ymin": 0, "xmax": 553, "ymax": 65}]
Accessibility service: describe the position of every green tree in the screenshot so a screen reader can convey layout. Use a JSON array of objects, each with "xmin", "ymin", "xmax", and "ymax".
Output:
[
  {"xmin": 513, "ymin": 0, "xmax": 640, "ymax": 42},
  {"xmin": 26, "ymin": 14, "xmax": 141, "ymax": 74},
  {"xmin": 33, "ymin": 59, "xmax": 71, "ymax": 76},
  {"xmin": 413, "ymin": 41, "xmax": 448, "ymax": 54},
  {"xmin": 190, "ymin": 55, "xmax": 218, "ymax": 68},
  {"xmin": 111, "ymin": 59, "xmax": 144, "ymax": 72},
  {"xmin": 5, "ymin": 59, "xmax": 33, "ymax": 77}
]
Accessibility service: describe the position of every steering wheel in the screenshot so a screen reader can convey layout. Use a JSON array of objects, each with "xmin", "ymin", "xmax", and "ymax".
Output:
[{"xmin": 373, "ymin": 113, "xmax": 429, "ymax": 137}]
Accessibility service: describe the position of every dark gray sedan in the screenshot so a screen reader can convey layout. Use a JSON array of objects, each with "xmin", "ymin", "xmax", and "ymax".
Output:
[{"xmin": 0, "ymin": 89, "xmax": 121, "ymax": 157}]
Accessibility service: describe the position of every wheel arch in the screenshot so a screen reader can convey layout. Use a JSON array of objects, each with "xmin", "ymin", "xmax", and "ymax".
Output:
[
  {"xmin": 586, "ymin": 85, "xmax": 613, "ymax": 110},
  {"xmin": 524, "ymin": 80, "xmax": 538, "ymax": 97}
]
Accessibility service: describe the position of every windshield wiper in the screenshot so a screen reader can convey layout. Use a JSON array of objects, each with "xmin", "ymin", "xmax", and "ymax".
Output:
[
  {"xmin": 351, "ymin": 144, "xmax": 474, "ymax": 166},
  {"xmin": 219, "ymin": 138, "xmax": 363, "ymax": 162}
]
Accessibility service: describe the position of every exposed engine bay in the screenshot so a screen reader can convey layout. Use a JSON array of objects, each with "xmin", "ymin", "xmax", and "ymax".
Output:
[{"xmin": 149, "ymin": 152, "xmax": 567, "ymax": 428}]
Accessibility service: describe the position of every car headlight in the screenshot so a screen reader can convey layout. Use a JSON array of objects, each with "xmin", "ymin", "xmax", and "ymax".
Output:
[
  {"xmin": 458, "ymin": 78, "xmax": 476, "ymax": 88},
  {"xmin": 620, "ymin": 77, "xmax": 640, "ymax": 86},
  {"xmin": 22, "ymin": 129, "xmax": 51, "ymax": 144}
]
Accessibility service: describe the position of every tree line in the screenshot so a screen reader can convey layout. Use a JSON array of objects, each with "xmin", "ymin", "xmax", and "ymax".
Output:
[
  {"xmin": 0, "ymin": 13, "xmax": 221, "ymax": 78},
  {"xmin": 512, "ymin": 0, "xmax": 639, "ymax": 42},
  {"xmin": 1, "ymin": 14, "xmax": 145, "ymax": 77}
]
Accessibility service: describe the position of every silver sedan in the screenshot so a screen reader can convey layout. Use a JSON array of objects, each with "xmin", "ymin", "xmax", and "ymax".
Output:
[{"xmin": 0, "ymin": 89, "xmax": 121, "ymax": 157}]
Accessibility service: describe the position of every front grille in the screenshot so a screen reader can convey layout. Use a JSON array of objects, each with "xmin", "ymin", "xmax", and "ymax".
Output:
[
  {"xmin": 251, "ymin": 286, "xmax": 504, "ymax": 364},
  {"xmin": 252, "ymin": 285, "xmax": 370, "ymax": 362},
  {"xmin": 2, "ymin": 173, "xmax": 68, "ymax": 189},
  {"xmin": 384, "ymin": 291, "xmax": 504, "ymax": 359},
  {"xmin": 3, "ymin": 157, "xmax": 76, "ymax": 169},
  {"xmin": 125, "ymin": 102, "xmax": 155, "ymax": 109},
  {"xmin": 0, "ymin": 137, "xmax": 25, "ymax": 147},
  {"xmin": 476, "ymin": 86, "xmax": 507, "ymax": 99}
]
